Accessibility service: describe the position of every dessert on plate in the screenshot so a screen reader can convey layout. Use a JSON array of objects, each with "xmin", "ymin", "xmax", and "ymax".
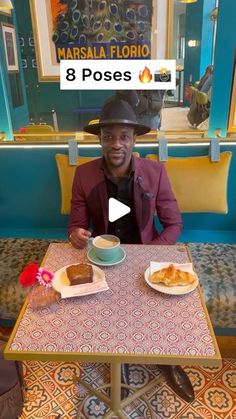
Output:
[
  {"xmin": 66, "ymin": 263, "xmax": 93, "ymax": 285},
  {"xmin": 150, "ymin": 264, "xmax": 195, "ymax": 286}
]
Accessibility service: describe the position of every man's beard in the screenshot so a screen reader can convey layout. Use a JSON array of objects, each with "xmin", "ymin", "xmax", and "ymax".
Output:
[{"xmin": 107, "ymin": 151, "xmax": 126, "ymax": 167}]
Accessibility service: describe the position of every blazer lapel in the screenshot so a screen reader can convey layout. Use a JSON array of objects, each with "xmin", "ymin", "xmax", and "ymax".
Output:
[
  {"xmin": 97, "ymin": 175, "xmax": 109, "ymax": 232},
  {"xmin": 133, "ymin": 162, "xmax": 144, "ymax": 232}
]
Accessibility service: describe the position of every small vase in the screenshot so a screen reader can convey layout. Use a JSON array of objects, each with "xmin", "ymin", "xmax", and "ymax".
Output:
[{"xmin": 28, "ymin": 283, "xmax": 60, "ymax": 310}]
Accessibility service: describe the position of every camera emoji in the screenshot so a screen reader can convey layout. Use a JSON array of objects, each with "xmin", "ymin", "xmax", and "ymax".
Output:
[{"xmin": 154, "ymin": 68, "xmax": 171, "ymax": 82}]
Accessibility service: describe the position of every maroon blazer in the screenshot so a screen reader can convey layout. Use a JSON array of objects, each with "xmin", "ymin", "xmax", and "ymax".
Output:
[{"xmin": 68, "ymin": 157, "xmax": 182, "ymax": 244}]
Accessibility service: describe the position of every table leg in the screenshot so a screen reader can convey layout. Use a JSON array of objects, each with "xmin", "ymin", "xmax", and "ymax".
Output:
[
  {"xmin": 110, "ymin": 361, "xmax": 121, "ymax": 411},
  {"xmin": 103, "ymin": 409, "xmax": 126, "ymax": 419},
  {"xmin": 75, "ymin": 364, "xmax": 163, "ymax": 418},
  {"xmin": 73, "ymin": 375, "xmax": 111, "ymax": 406}
]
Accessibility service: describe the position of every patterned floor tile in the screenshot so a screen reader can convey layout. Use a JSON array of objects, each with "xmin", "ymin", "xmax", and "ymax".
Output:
[
  {"xmin": 83, "ymin": 396, "xmax": 109, "ymax": 418},
  {"xmin": 176, "ymin": 407, "xmax": 208, "ymax": 419},
  {"xmin": 200, "ymin": 383, "xmax": 235, "ymax": 419},
  {"xmin": 19, "ymin": 359, "xmax": 236, "ymax": 419},
  {"xmin": 191, "ymin": 400, "xmax": 224, "ymax": 419},
  {"xmin": 184, "ymin": 366, "xmax": 210, "ymax": 394},
  {"xmin": 148, "ymin": 384, "xmax": 186, "ymax": 418},
  {"xmin": 124, "ymin": 396, "xmax": 153, "ymax": 419}
]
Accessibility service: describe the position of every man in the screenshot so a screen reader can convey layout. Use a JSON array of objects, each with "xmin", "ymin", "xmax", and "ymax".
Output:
[
  {"xmin": 68, "ymin": 98, "xmax": 194, "ymax": 402},
  {"xmin": 197, "ymin": 65, "xmax": 213, "ymax": 92},
  {"xmin": 109, "ymin": 90, "xmax": 165, "ymax": 130}
]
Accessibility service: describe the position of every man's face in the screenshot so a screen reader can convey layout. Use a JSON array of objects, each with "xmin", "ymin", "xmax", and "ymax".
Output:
[{"xmin": 100, "ymin": 125, "xmax": 136, "ymax": 169}]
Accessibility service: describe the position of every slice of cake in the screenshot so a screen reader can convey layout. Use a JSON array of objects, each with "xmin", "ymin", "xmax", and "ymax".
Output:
[{"xmin": 66, "ymin": 263, "xmax": 93, "ymax": 286}]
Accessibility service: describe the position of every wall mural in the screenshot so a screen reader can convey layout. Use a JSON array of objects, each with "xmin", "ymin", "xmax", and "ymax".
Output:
[
  {"xmin": 30, "ymin": 0, "xmax": 153, "ymax": 81},
  {"xmin": 52, "ymin": 0, "xmax": 152, "ymax": 60}
]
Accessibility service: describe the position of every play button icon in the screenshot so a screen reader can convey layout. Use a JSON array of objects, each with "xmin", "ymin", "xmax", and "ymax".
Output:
[{"xmin": 108, "ymin": 198, "xmax": 131, "ymax": 222}]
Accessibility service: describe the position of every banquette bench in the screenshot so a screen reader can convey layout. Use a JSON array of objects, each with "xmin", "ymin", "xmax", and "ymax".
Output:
[{"xmin": 0, "ymin": 151, "xmax": 235, "ymax": 341}]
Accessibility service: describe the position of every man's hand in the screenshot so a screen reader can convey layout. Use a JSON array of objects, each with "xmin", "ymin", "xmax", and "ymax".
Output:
[{"xmin": 69, "ymin": 228, "xmax": 91, "ymax": 249}]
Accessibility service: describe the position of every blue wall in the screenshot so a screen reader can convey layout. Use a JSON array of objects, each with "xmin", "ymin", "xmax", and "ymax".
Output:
[
  {"xmin": 0, "ymin": 60, "xmax": 13, "ymax": 139},
  {"xmin": 209, "ymin": 0, "xmax": 236, "ymax": 137},
  {"xmin": 183, "ymin": 0, "xmax": 215, "ymax": 97},
  {"xmin": 0, "ymin": 145, "xmax": 235, "ymax": 243},
  {"xmin": 10, "ymin": 8, "xmax": 29, "ymax": 131},
  {"xmin": 0, "ymin": 6, "xmax": 28, "ymax": 137}
]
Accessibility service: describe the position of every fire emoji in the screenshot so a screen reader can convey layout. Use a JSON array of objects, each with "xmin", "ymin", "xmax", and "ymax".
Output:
[{"xmin": 139, "ymin": 66, "xmax": 152, "ymax": 83}]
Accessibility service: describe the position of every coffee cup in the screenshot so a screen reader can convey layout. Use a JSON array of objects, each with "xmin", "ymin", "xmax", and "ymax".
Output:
[{"xmin": 92, "ymin": 234, "xmax": 120, "ymax": 261}]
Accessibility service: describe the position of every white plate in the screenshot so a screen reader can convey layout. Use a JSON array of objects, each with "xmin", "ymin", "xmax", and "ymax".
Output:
[
  {"xmin": 144, "ymin": 265, "xmax": 199, "ymax": 295},
  {"xmin": 52, "ymin": 264, "xmax": 109, "ymax": 298}
]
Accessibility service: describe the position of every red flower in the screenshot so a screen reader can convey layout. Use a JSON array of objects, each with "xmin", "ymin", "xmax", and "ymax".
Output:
[{"xmin": 19, "ymin": 263, "xmax": 39, "ymax": 287}]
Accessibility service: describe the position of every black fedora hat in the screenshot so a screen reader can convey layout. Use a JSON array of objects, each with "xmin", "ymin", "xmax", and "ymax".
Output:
[{"xmin": 83, "ymin": 99, "xmax": 150, "ymax": 136}]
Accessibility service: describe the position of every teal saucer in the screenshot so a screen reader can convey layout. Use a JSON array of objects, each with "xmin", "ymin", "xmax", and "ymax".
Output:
[{"xmin": 87, "ymin": 247, "xmax": 126, "ymax": 266}]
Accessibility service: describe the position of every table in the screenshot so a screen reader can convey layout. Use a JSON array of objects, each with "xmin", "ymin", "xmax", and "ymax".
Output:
[{"xmin": 4, "ymin": 243, "xmax": 221, "ymax": 418}]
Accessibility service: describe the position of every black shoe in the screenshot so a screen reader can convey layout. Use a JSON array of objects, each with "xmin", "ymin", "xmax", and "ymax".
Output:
[
  {"xmin": 158, "ymin": 365, "xmax": 195, "ymax": 402},
  {"xmin": 121, "ymin": 364, "xmax": 130, "ymax": 400}
]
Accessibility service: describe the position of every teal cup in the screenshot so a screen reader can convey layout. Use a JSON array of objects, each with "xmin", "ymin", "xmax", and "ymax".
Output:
[{"xmin": 92, "ymin": 234, "xmax": 120, "ymax": 261}]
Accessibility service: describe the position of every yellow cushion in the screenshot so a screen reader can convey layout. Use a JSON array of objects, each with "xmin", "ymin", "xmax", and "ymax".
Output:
[
  {"xmin": 24, "ymin": 124, "xmax": 54, "ymax": 133},
  {"xmin": 145, "ymin": 152, "xmax": 232, "ymax": 213},
  {"xmin": 23, "ymin": 124, "xmax": 55, "ymax": 140},
  {"xmin": 55, "ymin": 154, "xmax": 98, "ymax": 214}
]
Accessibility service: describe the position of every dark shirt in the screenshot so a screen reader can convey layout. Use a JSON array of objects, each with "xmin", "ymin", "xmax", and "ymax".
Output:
[{"xmin": 101, "ymin": 158, "xmax": 141, "ymax": 244}]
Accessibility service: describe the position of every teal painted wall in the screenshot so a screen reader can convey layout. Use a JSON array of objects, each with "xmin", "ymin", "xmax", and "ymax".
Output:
[
  {"xmin": 0, "ymin": 4, "xmax": 28, "ymax": 135},
  {"xmin": 199, "ymin": 0, "xmax": 215, "ymax": 75},
  {"xmin": 183, "ymin": 0, "xmax": 215, "ymax": 99},
  {"xmin": 0, "ymin": 146, "xmax": 235, "ymax": 242},
  {"xmin": 209, "ymin": 0, "xmax": 236, "ymax": 137},
  {"xmin": 10, "ymin": 7, "xmax": 29, "ymax": 130},
  {"xmin": 0, "ymin": 59, "xmax": 13, "ymax": 139}
]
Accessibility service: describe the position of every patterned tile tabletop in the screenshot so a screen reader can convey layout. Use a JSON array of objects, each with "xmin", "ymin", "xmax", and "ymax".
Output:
[{"xmin": 8, "ymin": 244, "xmax": 220, "ymax": 365}]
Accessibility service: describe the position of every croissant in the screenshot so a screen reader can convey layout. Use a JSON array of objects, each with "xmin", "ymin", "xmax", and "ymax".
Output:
[{"xmin": 150, "ymin": 264, "xmax": 195, "ymax": 286}]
